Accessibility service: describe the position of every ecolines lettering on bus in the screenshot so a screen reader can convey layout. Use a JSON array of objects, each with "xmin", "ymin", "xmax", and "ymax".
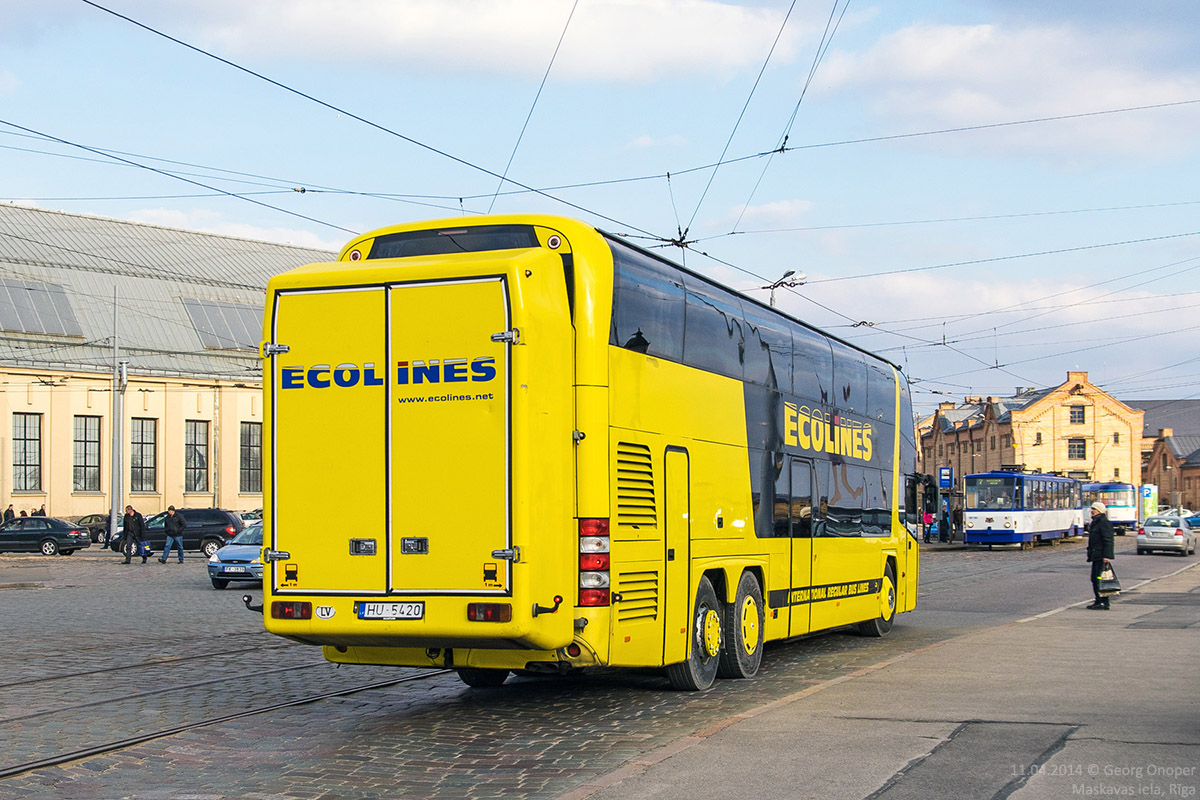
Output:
[
  {"xmin": 280, "ymin": 357, "xmax": 496, "ymax": 389},
  {"xmin": 783, "ymin": 401, "xmax": 873, "ymax": 462}
]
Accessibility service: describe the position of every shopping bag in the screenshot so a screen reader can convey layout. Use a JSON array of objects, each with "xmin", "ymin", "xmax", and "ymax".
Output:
[{"xmin": 1097, "ymin": 565, "xmax": 1121, "ymax": 597}]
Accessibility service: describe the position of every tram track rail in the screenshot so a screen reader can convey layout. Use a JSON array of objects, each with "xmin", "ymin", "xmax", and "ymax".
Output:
[{"xmin": 0, "ymin": 668, "xmax": 452, "ymax": 780}]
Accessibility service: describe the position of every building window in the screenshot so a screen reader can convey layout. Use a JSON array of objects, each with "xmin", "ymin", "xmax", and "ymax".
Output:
[
  {"xmin": 1113, "ymin": 432, "xmax": 1119, "ymax": 444},
  {"xmin": 240, "ymin": 422, "xmax": 262, "ymax": 494},
  {"xmin": 131, "ymin": 418, "xmax": 157, "ymax": 492},
  {"xmin": 12, "ymin": 413, "xmax": 42, "ymax": 491},
  {"xmin": 948, "ymin": 444, "xmax": 955, "ymax": 456},
  {"xmin": 938, "ymin": 445, "xmax": 943, "ymax": 457},
  {"xmin": 1068, "ymin": 438, "xmax": 1086, "ymax": 460},
  {"xmin": 1002, "ymin": 434, "xmax": 1011, "ymax": 449},
  {"xmin": 990, "ymin": 436, "xmax": 996, "ymax": 451},
  {"xmin": 1114, "ymin": 468, "xmax": 1120, "ymax": 479},
  {"xmin": 185, "ymin": 420, "xmax": 209, "ymax": 493},
  {"xmin": 1035, "ymin": 432, "xmax": 1043, "ymax": 445},
  {"xmin": 1070, "ymin": 405, "xmax": 1085, "ymax": 424},
  {"xmin": 73, "ymin": 415, "xmax": 101, "ymax": 492}
]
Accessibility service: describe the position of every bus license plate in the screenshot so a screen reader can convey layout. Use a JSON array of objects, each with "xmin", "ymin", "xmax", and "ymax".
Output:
[{"xmin": 358, "ymin": 601, "xmax": 424, "ymax": 620}]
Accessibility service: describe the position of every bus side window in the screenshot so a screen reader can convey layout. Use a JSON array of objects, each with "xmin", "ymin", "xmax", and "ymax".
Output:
[
  {"xmin": 609, "ymin": 245, "xmax": 685, "ymax": 362},
  {"xmin": 793, "ymin": 327, "xmax": 833, "ymax": 406},
  {"xmin": 682, "ymin": 274, "xmax": 745, "ymax": 380},
  {"xmin": 751, "ymin": 448, "xmax": 783, "ymax": 539},
  {"xmin": 830, "ymin": 341, "xmax": 867, "ymax": 416},
  {"xmin": 773, "ymin": 457, "xmax": 791, "ymax": 538},
  {"xmin": 791, "ymin": 460, "xmax": 812, "ymax": 538}
]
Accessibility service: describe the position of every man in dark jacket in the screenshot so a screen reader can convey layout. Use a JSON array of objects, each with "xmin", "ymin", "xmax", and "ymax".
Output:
[
  {"xmin": 1087, "ymin": 501, "xmax": 1116, "ymax": 609},
  {"xmin": 122, "ymin": 504, "xmax": 147, "ymax": 564},
  {"xmin": 159, "ymin": 506, "xmax": 187, "ymax": 564},
  {"xmin": 3, "ymin": 504, "xmax": 13, "ymax": 522}
]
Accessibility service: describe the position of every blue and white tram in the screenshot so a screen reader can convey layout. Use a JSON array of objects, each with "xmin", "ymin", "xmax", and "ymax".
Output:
[
  {"xmin": 963, "ymin": 471, "xmax": 1084, "ymax": 549},
  {"xmin": 1082, "ymin": 482, "xmax": 1138, "ymax": 534}
]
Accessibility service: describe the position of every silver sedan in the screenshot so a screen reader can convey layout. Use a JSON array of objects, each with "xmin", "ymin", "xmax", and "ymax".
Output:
[{"xmin": 1137, "ymin": 516, "xmax": 1197, "ymax": 556}]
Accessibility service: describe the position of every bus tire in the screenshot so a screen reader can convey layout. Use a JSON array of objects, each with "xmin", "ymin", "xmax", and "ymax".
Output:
[
  {"xmin": 717, "ymin": 571, "xmax": 764, "ymax": 679},
  {"xmin": 457, "ymin": 667, "xmax": 509, "ymax": 688},
  {"xmin": 856, "ymin": 562, "xmax": 896, "ymax": 638},
  {"xmin": 666, "ymin": 575, "xmax": 722, "ymax": 691}
]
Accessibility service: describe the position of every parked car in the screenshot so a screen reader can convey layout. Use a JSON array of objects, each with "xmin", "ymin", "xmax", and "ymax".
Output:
[
  {"xmin": 1137, "ymin": 515, "xmax": 1197, "ymax": 556},
  {"xmin": 109, "ymin": 508, "xmax": 243, "ymax": 558},
  {"xmin": 0, "ymin": 517, "xmax": 92, "ymax": 555},
  {"xmin": 75, "ymin": 513, "xmax": 112, "ymax": 543},
  {"xmin": 208, "ymin": 520, "xmax": 263, "ymax": 589},
  {"xmin": 239, "ymin": 509, "xmax": 262, "ymax": 522}
]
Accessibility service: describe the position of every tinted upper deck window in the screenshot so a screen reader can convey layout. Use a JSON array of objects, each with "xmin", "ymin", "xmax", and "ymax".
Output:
[
  {"xmin": 610, "ymin": 243, "xmax": 685, "ymax": 361},
  {"xmin": 682, "ymin": 273, "xmax": 745, "ymax": 379},
  {"xmin": 367, "ymin": 225, "xmax": 540, "ymax": 259}
]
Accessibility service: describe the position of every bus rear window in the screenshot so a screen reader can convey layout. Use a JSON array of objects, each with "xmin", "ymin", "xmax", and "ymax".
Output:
[{"xmin": 366, "ymin": 225, "xmax": 540, "ymax": 259}]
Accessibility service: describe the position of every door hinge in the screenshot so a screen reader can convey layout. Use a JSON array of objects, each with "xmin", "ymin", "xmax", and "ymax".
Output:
[
  {"xmin": 490, "ymin": 329, "xmax": 521, "ymax": 344},
  {"xmin": 262, "ymin": 342, "xmax": 290, "ymax": 357},
  {"xmin": 491, "ymin": 546, "xmax": 521, "ymax": 563}
]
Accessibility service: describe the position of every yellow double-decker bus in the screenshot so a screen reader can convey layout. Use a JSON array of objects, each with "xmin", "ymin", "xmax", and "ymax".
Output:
[{"xmin": 259, "ymin": 214, "xmax": 919, "ymax": 690}]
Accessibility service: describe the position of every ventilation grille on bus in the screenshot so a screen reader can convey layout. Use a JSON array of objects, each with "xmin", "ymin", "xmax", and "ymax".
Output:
[
  {"xmin": 615, "ymin": 442, "xmax": 657, "ymax": 527},
  {"xmin": 615, "ymin": 570, "xmax": 659, "ymax": 622}
]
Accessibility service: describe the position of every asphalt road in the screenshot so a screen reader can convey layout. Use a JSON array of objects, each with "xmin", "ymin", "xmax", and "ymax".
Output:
[{"xmin": 0, "ymin": 534, "xmax": 1191, "ymax": 799}]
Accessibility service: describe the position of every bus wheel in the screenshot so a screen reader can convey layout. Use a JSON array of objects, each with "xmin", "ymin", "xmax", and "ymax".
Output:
[
  {"xmin": 458, "ymin": 667, "xmax": 509, "ymax": 688},
  {"xmin": 666, "ymin": 576, "xmax": 722, "ymax": 691},
  {"xmin": 856, "ymin": 563, "xmax": 896, "ymax": 638},
  {"xmin": 718, "ymin": 572, "xmax": 764, "ymax": 679}
]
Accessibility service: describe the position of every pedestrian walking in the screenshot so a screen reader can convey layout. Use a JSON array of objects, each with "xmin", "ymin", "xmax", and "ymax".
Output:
[
  {"xmin": 19, "ymin": 510, "xmax": 28, "ymax": 517},
  {"xmin": 159, "ymin": 505, "xmax": 186, "ymax": 564},
  {"xmin": 122, "ymin": 504, "xmax": 147, "ymax": 565},
  {"xmin": 1087, "ymin": 501, "xmax": 1115, "ymax": 610},
  {"xmin": 922, "ymin": 510, "xmax": 932, "ymax": 543},
  {"xmin": 33, "ymin": 503, "xmax": 46, "ymax": 516},
  {"xmin": 3, "ymin": 504, "xmax": 13, "ymax": 522},
  {"xmin": 952, "ymin": 505, "xmax": 964, "ymax": 542}
]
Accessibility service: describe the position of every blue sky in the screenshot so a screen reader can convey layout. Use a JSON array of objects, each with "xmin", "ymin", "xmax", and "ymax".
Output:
[{"xmin": 3, "ymin": 1, "xmax": 1200, "ymax": 412}]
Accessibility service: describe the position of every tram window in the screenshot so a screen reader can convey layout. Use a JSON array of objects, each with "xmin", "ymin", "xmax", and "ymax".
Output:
[
  {"xmin": 743, "ymin": 308, "xmax": 793, "ymax": 391},
  {"xmin": 830, "ymin": 341, "xmax": 867, "ymax": 415},
  {"xmin": 791, "ymin": 460, "xmax": 813, "ymax": 538},
  {"xmin": 793, "ymin": 327, "xmax": 833, "ymax": 405},
  {"xmin": 1022, "ymin": 479, "xmax": 1032, "ymax": 509},
  {"xmin": 610, "ymin": 245, "xmax": 684, "ymax": 361},
  {"xmin": 826, "ymin": 464, "xmax": 864, "ymax": 537},
  {"xmin": 682, "ymin": 274, "xmax": 745, "ymax": 379},
  {"xmin": 866, "ymin": 360, "xmax": 894, "ymax": 422}
]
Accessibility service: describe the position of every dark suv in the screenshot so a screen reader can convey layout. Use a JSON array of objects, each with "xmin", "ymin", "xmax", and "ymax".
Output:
[{"xmin": 109, "ymin": 508, "xmax": 244, "ymax": 558}]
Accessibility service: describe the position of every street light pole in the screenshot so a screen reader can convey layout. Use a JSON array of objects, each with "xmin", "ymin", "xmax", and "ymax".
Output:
[{"xmin": 762, "ymin": 269, "xmax": 807, "ymax": 307}]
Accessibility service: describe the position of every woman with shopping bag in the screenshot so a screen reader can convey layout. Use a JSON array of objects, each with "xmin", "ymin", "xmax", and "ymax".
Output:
[{"xmin": 1087, "ymin": 501, "xmax": 1116, "ymax": 610}]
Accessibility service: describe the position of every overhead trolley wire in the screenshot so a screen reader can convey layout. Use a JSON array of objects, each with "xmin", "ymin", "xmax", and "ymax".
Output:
[
  {"xmin": 78, "ymin": 0, "xmax": 661, "ymax": 241},
  {"xmin": 731, "ymin": 0, "xmax": 850, "ymax": 233},
  {"xmin": 681, "ymin": 0, "xmax": 800, "ymax": 241},
  {"xmin": 487, "ymin": 0, "xmax": 579, "ymax": 213}
]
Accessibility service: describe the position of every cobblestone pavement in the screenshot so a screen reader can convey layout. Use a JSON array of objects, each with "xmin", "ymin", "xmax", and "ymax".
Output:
[{"xmin": 0, "ymin": 537, "xmax": 1187, "ymax": 799}]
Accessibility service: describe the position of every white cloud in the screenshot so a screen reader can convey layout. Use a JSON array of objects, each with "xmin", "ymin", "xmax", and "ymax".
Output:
[
  {"xmin": 125, "ymin": 208, "xmax": 342, "ymax": 252},
  {"xmin": 818, "ymin": 22, "xmax": 1200, "ymax": 158},
  {"xmin": 124, "ymin": 0, "xmax": 807, "ymax": 82}
]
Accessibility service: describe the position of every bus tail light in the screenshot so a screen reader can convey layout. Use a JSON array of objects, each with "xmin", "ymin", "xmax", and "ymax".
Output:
[
  {"xmin": 579, "ymin": 518, "xmax": 610, "ymax": 607},
  {"xmin": 467, "ymin": 603, "xmax": 512, "ymax": 622},
  {"xmin": 579, "ymin": 588, "xmax": 610, "ymax": 606},
  {"xmin": 580, "ymin": 553, "xmax": 610, "ymax": 571},
  {"xmin": 271, "ymin": 601, "xmax": 312, "ymax": 620}
]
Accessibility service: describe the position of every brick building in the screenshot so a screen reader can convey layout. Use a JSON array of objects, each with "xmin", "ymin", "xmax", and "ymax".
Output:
[{"xmin": 919, "ymin": 371, "xmax": 1145, "ymax": 498}]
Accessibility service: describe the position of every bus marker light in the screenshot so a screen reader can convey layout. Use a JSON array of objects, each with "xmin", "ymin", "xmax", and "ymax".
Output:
[
  {"xmin": 579, "ymin": 536, "xmax": 609, "ymax": 553},
  {"xmin": 467, "ymin": 603, "xmax": 512, "ymax": 622}
]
